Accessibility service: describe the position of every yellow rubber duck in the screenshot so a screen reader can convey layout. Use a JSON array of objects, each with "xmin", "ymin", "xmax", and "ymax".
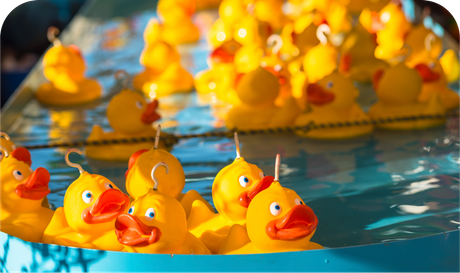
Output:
[
  {"xmin": 0, "ymin": 146, "xmax": 53, "ymax": 243},
  {"xmin": 405, "ymin": 26, "xmax": 442, "ymax": 63},
  {"xmin": 36, "ymin": 27, "xmax": 102, "ymax": 106},
  {"xmin": 369, "ymin": 63, "xmax": 447, "ymax": 130},
  {"xmin": 187, "ymin": 133, "xmax": 275, "ymax": 253},
  {"xmin": 115, "ymin": 162, "xmax": 211, "ymax": 254},
  {"xmin": 339, "ymin": 23, "xmax": 389, "ymax": 82},
  {"xmin": 195, "ymin": 40, "xmax": 242, "ymax": 105},
  {"xmin": 42, "ymin": 149, "xmax": 130, "ymax": 251},
  {"xmin": 366, "ymin": 1, "xmax": 411, "ymax": 60},
  {"xmin": 86, "ymin": 72, "xmax": 164, "ymax": 161},
  {"xmin": 225, "ymin": 67, "xmax": 301, "ymax": 130},
  {"xmin": 125, "ymin": 126, "xmax": 212, "ymax": 218},
  {"xmin": 303, "ymin": 24, "xmax": 338, "ymax": 83},
  {"xmin": 440, "ymin": 49, "xmax": 460, "ymax": 84},
  {"xmin": 157, "ymin": 0, "xmax": 200, "ymax": 45},
  {"xmin": 0, "ymin": 132, "xmax": 17, "ymax": 155},
  {"xmin": 219, "ymin": 154, "xmax": 323, "ymax": 254},
  {"xmin": 295, "ymin": 71, "xmax": 373, "ymax": 139},
  {"xmin": 407, "ymin": 51, "xmax": 460, "ymax": 110},
  {"xmin": 133, "ymin": 19, "xmax": 194, "ymax": 98}
]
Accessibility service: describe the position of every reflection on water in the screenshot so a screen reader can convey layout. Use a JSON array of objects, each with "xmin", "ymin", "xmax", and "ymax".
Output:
[{"xmin": 4, "ymin": 7, "xmax": 459, "ymax": 250}]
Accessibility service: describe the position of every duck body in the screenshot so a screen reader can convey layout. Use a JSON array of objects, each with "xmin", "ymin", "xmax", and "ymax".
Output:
[
  {"xmin": 0, "ymin": 148, "xmax": 53, "ymax": 243},
  {"xmin": 303, "ymin": 43, "xmax": 338, "ymax": 83},
  {"xmin": 369, "ymin": 63, "xmax": 447, "ymax": 130},
  {"xmin": 225, "ymin": 67, "xmax": 301, "ymax": 130},
  {"xmin": 219, "ymin": 182, "xmax": 323, "ymax": 254},
  {"xmin": 115, "ymin": 189, "xmax": 211, "ymax": 254},
  {"xmin": 295, "ymin": 72, "xmax": 373, "ymax": 139},
  {"xmin": 188, "ymin": 157, "xmax": 274, "ymax": 253},
  {"xmin": 125, "ymin": 147, "xmax": 213, "ymax": 218},
  {"xmin": 157, "ymin": 0, "xmax": 200, "ymax": 45},
  {"xmin": 42, "ymin": 172, "xmax": 130, "ymax": 251},
  {"xmin": 86, "ymin": 89, "xmax": 163, "ymax": 161},
  {"xmin": 36, "ymin": 44, "xmax": 102, "ymax": 106}
]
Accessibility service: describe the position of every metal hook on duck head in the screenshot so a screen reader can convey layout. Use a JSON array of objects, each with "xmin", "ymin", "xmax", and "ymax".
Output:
[
  {"xmin": 317, "ymin": 24, "xmax": 331, "ymax": 46},
  {"xmin": 65, "ymin": 148, "xmax": 85, "ymax": 174},
  {"xmin": 0, "ymin": 145, "xmax": 9, "ymax": 160},
  {"xmin": 154, "ymin": 125, "xmax": 161, "ymax": 149},
  {"xmin": 47, "ymin": 26, "xmax": 61, "ymax": 46},
  {"xmin": 0, "ymin": 132, "xmax": 11, "ymax": 141},
  {"xmin": 151, "ymin": 162, "xmax": 169, "ymax": 190},
  {"xmin": 274, "ymin": 153, "xmax": 280, "ymax": 182},
  {"xmin": 115, "ymin": 70, "xmax": 130, "ymax": 89},
  {"xmin": 425, "ymin": 33, "xmax": 436, "ymax": 52},
  {"xmin": 400, "ymin": 44, "xmax": 413, "ymax": 61},
  {"xmin": 267, "ymin": 34, "xmax": 283, "ymax": 55},
  {"xmin": 234, "ymin": 132, "xmax": 241, "ymax": 159}
]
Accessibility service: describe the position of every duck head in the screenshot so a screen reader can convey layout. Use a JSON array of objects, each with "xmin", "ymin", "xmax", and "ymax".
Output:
[
  {"xmin": 157, "ymin": 0, "xmax": 195, "ymax": 22},
  {"xmin": 236, "ymin": 67, "xmax": 280, "ymax": 107},
  {"xmin": 373, "ymin": 63, "xmax": 422, "ymax": 104},
  {"xmin": 218, "ymin": 0, "xmax": 247, "ymax": 25},
  {"xmin": 246, "ymin": 182, "xmax": 319, "ymax": 252},
  {"xmin": 43, "ymin": 44, "xmax": 85, "ymax": 84},
  {"xmin": 125, "ymin": 146, "xmax": 185, "ymax": 200},
  {"xmin": 209, "ymin": 40, "xmax": 242, "ymax": 65},
  {"xmin": 0, "ymin": 147, "xmax": 50, "ymax": 212},
  {"xmin": 408, "ymin": 53, "xmax": 446, "ymax": 86},
  {"xmin": 107, "ymin": 89, "xmax": 161, "ymax": 135},
  {"xmin": 339, "ymin": 23, "xmax": 377, "ymax": 72},
  {"xmin": 115, "ymin": 188, "xmax": 187, "ymax": 253},
  {"xmin": 234, "ymin": 45, "xmax": 265, "ymax": 74},
  {"xmin": 306, "ymin": 71, "xmax": 359, "ymax": 110},
  {"xmin": 140, "ymin": 41, "xmax": 180, "ymax": 74},
  {"xmin": 143, "ymin": 19, "xmax": 163, "ymax": 45},
  {"xmin": 212, "ymin": 155, "xmax": 274, "ymax": 222},
  {"xmin": 233, "ymin": 15, "xmax": 272, "ymax": 47}
]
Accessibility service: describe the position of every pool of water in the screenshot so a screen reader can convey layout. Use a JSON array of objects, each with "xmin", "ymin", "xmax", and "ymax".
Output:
[{"xmin": 4, "ymin": 7, "xmax": 459, "ymax": 249}]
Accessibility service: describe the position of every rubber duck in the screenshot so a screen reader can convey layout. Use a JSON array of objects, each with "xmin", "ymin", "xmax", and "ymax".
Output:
[
  {"xmin": 115, "ymin": 162, "xmax": 211, "ymax": 254},
  {"xmin": 440, "ymin": 49, "xmax": 460, "ymax": 84},
  {"xmin": 195, "ymin": 40, "xmax": 242, "ymax": 105},
  {"xmin": 125, "ymin": 125, "xmax": 213, "ymax": 218},
  {"xmin": 225, "ymin": 67, "xmax": 301, "ymax": 130},
  {"xmin": 303, "ymin": 24, "xmax": 338, "ymax": 83},
  {"xmin": 407, "ymin": 50, "xmax": 460, "ymax": 110},
  {"xmin": 363, "ymin": 1, "xmax": 411, "ymax": 60},
  {"xmin": 405, "ymin": 26, "xmax": 442, "ymax": 63},
  {"xmin": 36, "ymin": 27, "xmax": 102, "ymax": 106},
  {"xmin": 86, "ymin": 71, "xmax": 164, "ymax": 161},
  {"xmin": 369, "ymin": 63, "xmax": 447, "ymax": 130},
  {"xmin": 233, "ymin": 14, "xmax": 272, "ymax": 48},
  {"xmin": 156, "ymin": 0, "xmax": 200, "ymax": 45},
  {"xmin": 42, "ymin": 149, "xmax": 130, "ymax": 251},
  {"xmin": 0, "ymin": 132, "xmax": 17, "ymax": 155},
  {"xmin": 339, "ymin": 23, "xmax": 389, "ymax": 82},
  {"xmin": 219, "ymin": 154, "xmax": 323, "ymax": 254},
  {"xmin": 253, "ymin": 0, "xmax": 289, "ymax": 32},
  {"xmin": 188, "ymin": 133, "xmax": 275, "ymax": 253},
  {"xmin": 133, "ymin": 19, "xmax": 194, "ymax": 98},
  {"xmin": 295, "ymin": 71, "xmax": 373, "ymax": 139},
  {"xmin": 0, "ymin": 146, "xmax": 53, "ymax": 243}
]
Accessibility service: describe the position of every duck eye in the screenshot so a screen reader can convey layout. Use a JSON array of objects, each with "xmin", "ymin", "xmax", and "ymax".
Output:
[
  {"xmin": 128, "ymin": 206, "xmax": 135, "ymax": 215},
  {"xmin": 145, "ymin": 208, "xmax": 155, "ymax": 220},
  {"xmin": 13, "ymin": 170, "xmax": 24, "ymax": 180},
  {"xmin": 270, "ymin": 202, "xmax": 282, "ymax": 216},
  {"xmin": 429, "ymin": 62, "xmax": 436, "ymax": 69},
  {"xmin": 104, "ymin": 182, "xmax": 114, "ymax": 189},
  {"xmin": 295, "ymin": 198, "xmax": 303, "ymax": 206},
  {"xmin": 326, "ymin": 81, "xmax": 333, "ymax": 89},
  {"xmin": 259, "ymin": 171, "xmax": 264, "ymax": 179},
  {"xmin": 135, "ymin": 101, "xmax": 143, "ymax": 109},
  {"xmin": 82, "ymin": 190, "xmax": 94, "ymax": 204},
  {"xmin": 239, "ymin": 176, "xmax": 250, "ymax": 187}
]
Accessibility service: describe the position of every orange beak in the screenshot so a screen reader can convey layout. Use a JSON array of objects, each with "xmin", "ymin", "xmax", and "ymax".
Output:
[
  {"xmin": 15, "ymin": 167, "xmax": 51, "ymax": 200},
  {"xmin": 266, "ymin": 205, "xmax": 318, "ymax": 241},
  {"xmin": 238, "ymin": 176, "xmax": 275, "ymax": 208},
  {"xmin": 81, "ymin": 189, "xmax": 130, "ymax": 224},
  {"xmin": 339, "ymin": 54, "xmax": 352, "ymax": 73},
  {"xmin": 307, "ymin": 83, "xmax": 335, "ymax": 106},
  {"xmin": 125, "ymin": 149, "xmax": 149, "ymax": 178},
  {"xmin": 372, "ymin": 69, "xmax": 385, "ymax": 91},
  {"xmin": 141, "ymin": 99, "xmax": 161, "ymax": 124},
  {"xmin": 11, "ymin": 147, "xmax": 32, "ymax": 166},
  {"xmin": 414, "ymin": 63, "xmax": 440, "ymax": 83},
  {"xmin": 211, "ymin": 47, "xmax": 236, "ymax": 64},
  {"xmin": 115, "ymin": 214, "xmax": 162, "ymax": 246}
]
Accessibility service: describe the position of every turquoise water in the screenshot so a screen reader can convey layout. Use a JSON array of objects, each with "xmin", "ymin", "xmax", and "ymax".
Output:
[{"xmin": 5, "ymin": 8, "xmax": 459, "ymax": 249}]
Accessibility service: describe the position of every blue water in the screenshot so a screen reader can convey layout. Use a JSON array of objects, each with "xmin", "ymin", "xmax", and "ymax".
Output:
[{"xmin": 5, "ymin": 8, "xmax": 460, "ymax": 249}]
